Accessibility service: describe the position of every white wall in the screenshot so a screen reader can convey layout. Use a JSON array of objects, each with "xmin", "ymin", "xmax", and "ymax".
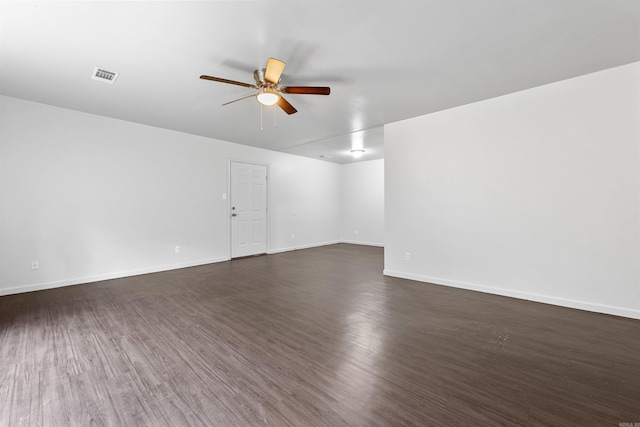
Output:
[
  {"xmin": 0, "ymin": 96, "xmax": 341, "ymax": 295},
  {"xmin": 340, "ymin": 159, "xmax": 384, "ymax": 246},
  {"xmin": 385, "ymin": 62, "xmax": 640, "ymax": 319}
]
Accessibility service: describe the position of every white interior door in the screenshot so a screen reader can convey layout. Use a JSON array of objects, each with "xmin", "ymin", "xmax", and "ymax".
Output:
[{"xmin": 230, "ymin": 161, "xmax": 267, "ymax": 258}]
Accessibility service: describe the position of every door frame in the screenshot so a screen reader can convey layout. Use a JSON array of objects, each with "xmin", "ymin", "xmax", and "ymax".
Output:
[{"xmin": 226, "ymin": 159, "xmax": 270, "ymax": 259}]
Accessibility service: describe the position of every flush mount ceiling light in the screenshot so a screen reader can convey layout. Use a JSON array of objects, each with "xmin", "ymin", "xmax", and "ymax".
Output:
[
  {"xmin": 256, "ymin": 89, "xmax": 280, "ymax": 106},
  {"xmin": 350, "ymin": 131, "xmax": 365, "ymax": 158},
  {"xmin": 350, "ymin": 148, "xmax": 365, "ymax": 158}
]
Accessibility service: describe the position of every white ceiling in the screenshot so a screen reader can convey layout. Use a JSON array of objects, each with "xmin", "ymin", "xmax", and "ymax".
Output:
[{"xmin": 1, "ymin": 1, "xmax": 639, "ymax": 164}]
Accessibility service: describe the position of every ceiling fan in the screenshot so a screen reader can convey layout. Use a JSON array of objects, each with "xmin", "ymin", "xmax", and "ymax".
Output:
[{"xmin": 200, "ymin": 58, "xmax": 330, "ymax": 115}]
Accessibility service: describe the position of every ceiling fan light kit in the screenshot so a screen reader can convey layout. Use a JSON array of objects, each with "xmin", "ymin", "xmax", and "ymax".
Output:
[
  {"xmin": 200, "ymin": 57, "xmax": 330, "ymax": 116},
  {"xmin": 256, "ymin": 89, "xmax": 280, "ymax": 106}
]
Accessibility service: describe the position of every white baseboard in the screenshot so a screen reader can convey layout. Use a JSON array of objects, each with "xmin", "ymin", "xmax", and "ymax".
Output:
[
  {"xmin": 0, "ymin": 257, "xmax": 230, "ymax": 297},
  {"xmin": 268, "ymin": 240, "xmax": 383, "ymax": 254},
  {"xmin": 268, "ymin": 240, "xmax": 342, "ymax": 255},
  {"xmin": 383, "ymin": 269, "xmax": 640, "ymax": 320},
  {"xmin": 340, "ymin": 239, "xmax": 384, "ymax": 247}
]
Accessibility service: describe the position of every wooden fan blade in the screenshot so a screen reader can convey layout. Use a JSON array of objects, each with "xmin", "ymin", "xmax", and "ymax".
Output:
[
  {"xmin": 200, "ymin": 75, "xmax": 256, "ymax": 89},
  {"xmin": 281, "ymin": 86, "xmax": 330, "ymax": 95},
  {"xmin": 264, "ymin": 58, "xmax": 286, "ymax": 84},
  {"xmin": 276, "ymin": 96, "xmax": 297, "ymax": 115},
  {"xmin": 222, "ymin": 93, "xmax": 258, "ymax": 106}
]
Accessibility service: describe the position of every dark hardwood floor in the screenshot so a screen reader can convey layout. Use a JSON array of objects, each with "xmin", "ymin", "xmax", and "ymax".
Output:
[{"xmin": 1, "ymin": 244, "xmax": 639, "ymax": 426}]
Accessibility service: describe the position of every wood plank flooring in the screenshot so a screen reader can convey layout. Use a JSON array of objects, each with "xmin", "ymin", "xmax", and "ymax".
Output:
[{"xmin": 1, "ymin": 244, "xmax": 639, "ymax": 426}]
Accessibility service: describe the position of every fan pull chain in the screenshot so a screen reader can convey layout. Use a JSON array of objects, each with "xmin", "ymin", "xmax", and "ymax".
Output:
[
  {"xmin": 260, "ymin": 103, "xmax": 263, "ymax": 131},
  {"xmin": 274, "ymin": 104, "xmax": 277, "ymax": 128}
]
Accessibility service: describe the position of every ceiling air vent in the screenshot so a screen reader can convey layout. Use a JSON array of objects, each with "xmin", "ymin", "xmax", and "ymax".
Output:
[{"xmin": 91, "ymin": 67, "xmax": 119, "ymax": 84}]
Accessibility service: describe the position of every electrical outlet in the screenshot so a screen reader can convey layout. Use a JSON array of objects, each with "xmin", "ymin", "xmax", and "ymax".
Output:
[
  {"xmin": 31, "ymin": 260, "xmax": 39, "ymax": 270},
  {"xmin": 355, "ymin": 230, "xmax": 359, "ymax": 235},
  {"xmin": 405, "ymin": 252, "xmax": 411, "ymax": 261},
  {"xmin": 175, "ymin": 245, "xmax": 181, "ymax": 254},
  {"xmin": 291, "ymin": 234, "xmax": 295, "ymax": 240}
]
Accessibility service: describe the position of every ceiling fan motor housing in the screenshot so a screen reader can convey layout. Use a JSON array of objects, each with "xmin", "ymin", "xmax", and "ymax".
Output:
[{"xmin": 253, "ymin": 69, "xmax": 266, "ymax": 86}]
